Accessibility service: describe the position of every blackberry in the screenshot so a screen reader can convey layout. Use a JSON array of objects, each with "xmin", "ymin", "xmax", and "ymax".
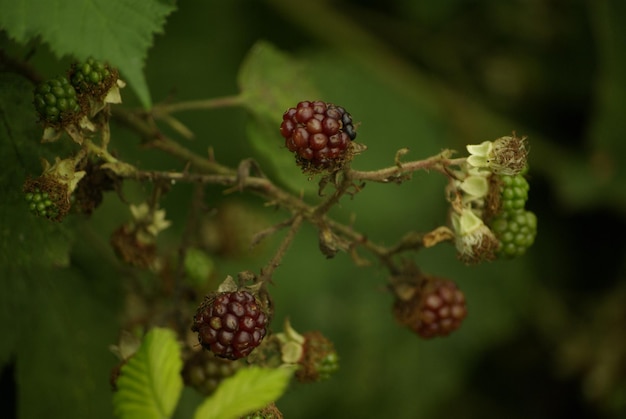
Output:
[
  {"xmin": 24, "ymin": 188, "xmax": 60, "ymax": 220},
  {"xmin": 394, "ymin": 277, "xmax": 467, "ymax": 339},
  {"xmin": 279, "ymin": 100, "xmax": 357, "ymax": 172},
  {"xmin": 491, "ymin": 210, "xmax": 537, "ymax": 258},
  {"xmin": 182, "ymin": 349, "xmax": 241, "ymax": 395},
  {"xmin": 33, "ymin": 75, "xmax": 82, "ymax": 126},
  {"xmin": 192, "ymin": 290, "xmax": 268, "ymax": 360},
  {"xmin": 69, "ymin": 57, "xmax": 118, "ymax": 100},
  {"xmin": 499, "ymin": 174, "xmax": 529, "ymax": 213}
]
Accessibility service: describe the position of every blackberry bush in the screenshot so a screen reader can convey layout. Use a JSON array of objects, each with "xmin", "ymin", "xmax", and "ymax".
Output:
[{"xmin": 13, "ymin": 36, "xmax": 543, "ymax": 419}]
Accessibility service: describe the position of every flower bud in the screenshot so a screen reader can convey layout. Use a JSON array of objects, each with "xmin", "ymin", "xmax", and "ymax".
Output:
[
  {"xmin": 451, "ymin": 209, "xmax": 499, "ymax": 264},
  {"xmin": 466, "ymin": 133, "xmax": 528, "ymax": 175}
]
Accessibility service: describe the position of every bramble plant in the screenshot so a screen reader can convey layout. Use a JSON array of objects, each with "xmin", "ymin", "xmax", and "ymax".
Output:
[
  {"xmin": 5, "ymin": 1, "xmax": 626, "ymax": 418},
  {"xmin": 12, "ymin": 50, "xmax": 535, "ymax": 418}
]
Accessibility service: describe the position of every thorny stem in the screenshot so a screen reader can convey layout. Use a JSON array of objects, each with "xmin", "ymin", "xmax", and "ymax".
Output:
[
  {"xmin": 151, "ymin": 95, "xmax": 244, "ymax": 115},
  {"xmin": 111, "ymin": 107, "xmax": 461, "ymax": 277},
  {"xmin": 259, "ymin": 215, "xmax": 303, "ymax": 283},
  {"xmin": 313, "ymin": 167, "xmax": 357, "ymax": 218},
  {"xmin": 348, "ymin": 152, "xmax": 466, "ymax": 183}
]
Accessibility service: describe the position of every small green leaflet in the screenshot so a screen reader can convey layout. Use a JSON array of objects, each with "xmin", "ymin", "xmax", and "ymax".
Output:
[
  {"xmin": 0, "ymin": 0, "xmax": 177, "ymax": 108},
  {"xmin": 193, "ymin": 366, "xmax": 294, "ymax": 419},
  {"xmin": 113, "ymin": 327, "xmax": 183, "ymax": 419}
]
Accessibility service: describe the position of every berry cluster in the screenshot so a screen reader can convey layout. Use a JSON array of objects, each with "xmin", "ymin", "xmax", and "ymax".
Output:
[
  {"xmin": 192, "ymin": 290, "xmax": 268, "ymax": 360},
  {"xmin": 490, "ymin": 210, "xmax": 537, "ymax": 258},
  {"xmin": 24, "ymin": 188, "xmax": 60, "ymax": 220},
  {"xmin": 33, "ymin": 76, "xmax": 81, "ymax": 126},
  {"xmin": 69, "ymin": 57, "xmax": 118, "ymax": 99},
  {"xmin": 394, "ymin": 276, "xmax": 467, "ymax": 339},
  {"xmin": 491, "ymin": 173, "xmax": 530, "ymax": 214},
  {"xmin": 279, "ymin": 100, "xmax": 356, "ymax": 171},
  {"xmin": 452, "ymin": 135, "xmax": 536, "ymax": 262},
  {"xmin": 485, "ymin": 173, "xmax": 537, "ymax": 258}
]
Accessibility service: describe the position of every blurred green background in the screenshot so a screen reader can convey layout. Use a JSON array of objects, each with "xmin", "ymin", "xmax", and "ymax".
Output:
[{"xmin": 2, "ymin": 0, "xmax": 626, "ymax": 418}]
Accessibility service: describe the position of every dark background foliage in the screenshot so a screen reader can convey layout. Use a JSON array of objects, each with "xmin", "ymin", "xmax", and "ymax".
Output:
[{"xmin": 1, "ymin": 0, "xmax": 625, "ymax": 418}]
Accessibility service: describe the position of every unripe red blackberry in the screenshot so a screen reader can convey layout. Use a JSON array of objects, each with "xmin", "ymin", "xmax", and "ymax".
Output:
[
  {"xmin": 393, "ymin": 276, "xmax": 467, "ymax": 339},
  {"xmin": 192, "ymin": 290, "xmax": 269, "ymax": 360},
  {"xmin": 279, "ymin": 100, "xmax": 357, "ymax": 172}
]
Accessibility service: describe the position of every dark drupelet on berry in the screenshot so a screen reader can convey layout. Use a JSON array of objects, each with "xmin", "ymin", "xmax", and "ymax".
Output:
[
  {"xmin": 192, "ymin": 290, "xmax": 269, "ymax": 360},
  {"xmin": 33, "ymin": 75, "xmax": 82, "ymax": 127},
  {"xmin": 393, "ymin": 275, "xmax": 467, "ymax": 339},
  {"xmin": 279, "ymin": 100, "xmax": 357, "ymax": 172}
]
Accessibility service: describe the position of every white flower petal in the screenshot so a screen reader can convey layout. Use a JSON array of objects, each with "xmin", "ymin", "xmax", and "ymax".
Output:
[{"xmin": 466, "ymin": 140, "xmax": 492, "ymax": 157}]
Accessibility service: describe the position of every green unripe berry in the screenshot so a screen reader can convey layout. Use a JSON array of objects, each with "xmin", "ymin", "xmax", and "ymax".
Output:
[
  {"xmin": 491, "ymin": 210, "xmax": 537, "ymax": 258},
  {"xmin": 69, "ymin": 57, "xmax": 117, "ymax": 98},
  {"xmin": 499, "ymin": 174, "xmax": 529, "ymax": 214},
  {"xmin": 33, "ymin": 76, "xmax": 81, "ymax": 125}
]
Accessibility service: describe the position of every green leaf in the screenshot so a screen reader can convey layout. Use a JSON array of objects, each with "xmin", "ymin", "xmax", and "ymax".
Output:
[
  {"xmin": 0, "ymin": 0, "xmax": 177, "ymax": 108},
  {"xmin": 15, "ymin": 264, "xmax": 122, "ymax": 418},
  {"xmin": 238, "ymin": 41, "xmax": 320, "ymax": 194},
  {"xmin": 0, "ymin": 72, "xmax": 74, "ymax": 364},
  {"xmin": 113, "ymin": 327, "xmax": 183, "ymax": 419},
  {"xmin": 193, "ymin": 366, "xmax": 294, "ymax": 419}
]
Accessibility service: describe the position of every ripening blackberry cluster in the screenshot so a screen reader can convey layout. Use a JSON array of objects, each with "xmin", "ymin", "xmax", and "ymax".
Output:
[
  {"xmin": 394, "ymin": 276, "xmax": 467, "ymax": 339},
  {"xmin": 192, "ymin": 290, "xmax": 268, "ymax": 360},
  {"xmin": 413, "ymin": 279, "xmax": 467, "ymax": 338},
  {"xmin": 279, "ymin": 100, "xmax": 356, "ymax": 171}
]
